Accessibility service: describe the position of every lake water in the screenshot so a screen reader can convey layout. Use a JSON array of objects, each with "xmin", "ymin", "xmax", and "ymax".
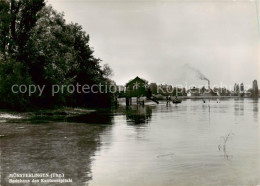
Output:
[{"xmin": 0, "ymin": 99, "xmax": 259, "ymax": 185}]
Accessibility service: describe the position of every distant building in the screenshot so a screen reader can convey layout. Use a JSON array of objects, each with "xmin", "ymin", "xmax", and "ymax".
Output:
[
  {"xmin": 234, "ymin": 83, "xmax": 237, "ymax": 93},
  {"xmin": 236, "ymin": 84, "xmax": 240, "ymax": 94},
  {"xmin": 252, "ymin": 80, "xmax": 259, "ymax": 98},
  {"xmin": 234, "ymin": 83, "xmax": 244, "ymax": 96},
  {"xmin": 240, "ymin": 83, "xmax": 244, "ymax": 92},
  {"xmin": 188, "ymin": 87, "xmax": 201, "ymax": 96},
  {"xmin": 214, "ymin": 87, "xmax": 230, "ymax": 96},
  {"xmin": 239, "ymin": 83, "xmax": 244, "ymax": 97}
]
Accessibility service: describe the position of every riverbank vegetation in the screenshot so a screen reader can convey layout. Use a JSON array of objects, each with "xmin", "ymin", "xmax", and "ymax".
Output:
[{"xmin": 0, "ymin": 0, "xmax": 114, "ymax": 111}]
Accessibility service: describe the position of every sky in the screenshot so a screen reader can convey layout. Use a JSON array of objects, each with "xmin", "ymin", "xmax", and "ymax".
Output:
[{"xmin": 47, "ymin": 0, "xmax": 260, "ymax": 88}]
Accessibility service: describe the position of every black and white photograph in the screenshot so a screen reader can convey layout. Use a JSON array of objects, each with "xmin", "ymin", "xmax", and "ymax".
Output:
[{"xmin": 0, "ymin": 0, "xmax": 259, "ymax": 185}]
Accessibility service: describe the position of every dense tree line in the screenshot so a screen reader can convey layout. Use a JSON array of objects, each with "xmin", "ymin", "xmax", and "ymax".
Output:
[{"xmin": 0, "ymin": 0, "xmax": 114, "ymax": 110}]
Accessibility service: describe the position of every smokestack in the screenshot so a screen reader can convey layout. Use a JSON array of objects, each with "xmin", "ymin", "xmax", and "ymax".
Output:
[{"xmin": 208, "ymin": 80, "xmax": 210, "ymax": 89}]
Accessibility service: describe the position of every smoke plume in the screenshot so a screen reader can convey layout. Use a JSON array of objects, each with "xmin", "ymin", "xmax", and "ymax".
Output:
[{"xmin": 184, "ymin": 64, "xmax": 209, "ymax": 82}]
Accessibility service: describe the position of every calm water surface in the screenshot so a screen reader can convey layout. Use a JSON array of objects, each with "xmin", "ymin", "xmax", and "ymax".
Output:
[{"xmin": 0, "ymin": 99, "xmax": 259, "ymax": 186}]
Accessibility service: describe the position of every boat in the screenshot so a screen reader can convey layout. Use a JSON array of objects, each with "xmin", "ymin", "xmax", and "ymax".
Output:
[
  {"xmin": 172, "ymin": 90, "xmax": 182, "ymax": 104},
  {"xmin": 172, "ymin": 99, "xmax": 182, "ymax": 104}
]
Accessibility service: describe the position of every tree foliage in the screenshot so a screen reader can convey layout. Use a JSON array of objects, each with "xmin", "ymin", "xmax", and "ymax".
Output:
[{"xmin": 0, "ymin": 1, "xmax": 114, "ymax": 110}]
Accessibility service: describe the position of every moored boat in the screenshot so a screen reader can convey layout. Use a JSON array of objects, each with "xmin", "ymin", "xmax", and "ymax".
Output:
[{"xmin": 172, "ymin": 98, "xmax": 182, "ymax": 104}]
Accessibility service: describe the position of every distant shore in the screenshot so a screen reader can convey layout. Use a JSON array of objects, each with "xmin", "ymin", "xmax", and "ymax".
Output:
[
  {"xmin": 178, "ymin": 96, "xmax": 258, "ymax": 99},
  {"xmin": 152, "ymin": 95, "xmax": 259, "ymax": 100}
]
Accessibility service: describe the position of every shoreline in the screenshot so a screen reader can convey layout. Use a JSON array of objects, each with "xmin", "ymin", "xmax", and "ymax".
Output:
[
  {"xmin": 0, "ymin": 107, "xmax": 97, "ymax": 122},
  {"xmin": 178, "ymin": 96, "xmax": 259, "ymax": 99}
]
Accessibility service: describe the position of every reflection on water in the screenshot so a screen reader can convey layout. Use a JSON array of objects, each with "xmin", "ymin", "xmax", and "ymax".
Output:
[
  {"xmin": 0, "ymin": 99, "xmax": 259, "ymax": 186},
  {"xmin": 67, "ymin": 112, "xmax": 113, "ymax": 124},
  {"xmin": 0, "ymin": 112, "xmax": 113, "ymax": 185},
  {"xmin": 90, "ymin": 99, "xmax": 260, "ymax": 186},
  {"xmin": 253, "ymin": 99, "xmax": 259, "ymax": 121},
  {"xmin": 234, "ymin": 98, "xmax": 244, "ymax": 117},
  {"xmin": 125, "ymin": 105, "xmax": 152, "ymax": 125}
]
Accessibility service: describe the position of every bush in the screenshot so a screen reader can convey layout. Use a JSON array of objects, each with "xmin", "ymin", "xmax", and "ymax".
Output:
[{"xmin": 0, "ymin": 58, "xmax": 32, "ymax": 110}]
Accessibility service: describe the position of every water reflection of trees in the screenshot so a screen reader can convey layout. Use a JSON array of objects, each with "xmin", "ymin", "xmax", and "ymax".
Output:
[
  {"xmin": 67, "ymin": 112, "xmax": 113, "ymax": 124},
  {"xmin": 125, "ymin": 105, "xmax": 152, "ymax": 125},
  {"xmin": 0, "ymin": 112, "xmax": 113, "ymax": 185}
]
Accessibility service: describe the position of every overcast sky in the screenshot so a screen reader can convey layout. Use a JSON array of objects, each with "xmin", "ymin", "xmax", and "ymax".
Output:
[{"xmin": 48, "ymin": 0, "xmax": 259, "ymax": 88}]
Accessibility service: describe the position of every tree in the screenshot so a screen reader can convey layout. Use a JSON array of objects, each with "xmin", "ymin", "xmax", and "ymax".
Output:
[
  {"xmin": 0, "ymin": 0, "xmax": 45, "ymax": 58},
  {"xmin": 26, "ymin": 6, "xmax": 114, "ymax": 107},
  {"xmin": 0, "ymin": 2, "xmax": 115, "ymax": 110},
  {"xmin": 0, "ymin": 0, "xmax": 11, "ymax": 60},
  {"xmin": 103, "ymin": 64, "xmax": 113, "ymax": 79},
  {"xmin": 0, "ymin": 58, "xmax": 32, "ymax": 110},
  {"xmin": 0, "ymin": 0, "xmax": 45, "ymax": 110}
]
